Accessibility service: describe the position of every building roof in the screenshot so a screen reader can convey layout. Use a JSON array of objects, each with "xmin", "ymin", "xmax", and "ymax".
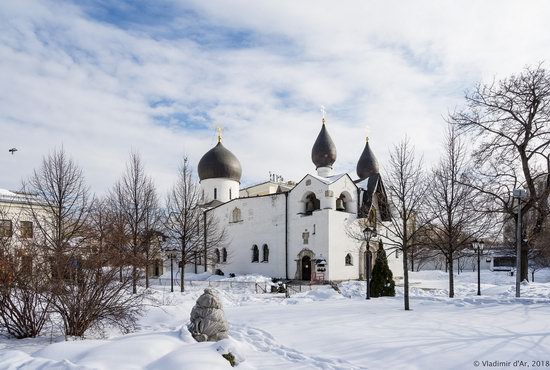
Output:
[
  {"xmin": 311, "ymin": 123, "xmax": 337, "ymax": 169},
  {"xmin": 197, "ymin": 141, "xmax": 242, "ymax": 182},
  {"xmin": 308, "ymin": 173, "xmax": 349, "ymax": 185},
  {"xmin": 356, "ymin": 174, "xmax": 391, "ymax": 221},
  {"xmin": 356, "ymin": 139, "xmax": 379, "ymax": 181}
]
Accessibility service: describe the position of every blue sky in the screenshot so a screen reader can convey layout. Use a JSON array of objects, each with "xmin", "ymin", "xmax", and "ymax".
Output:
[{"xmin": 1, "ymin": 0, "xmax": 550, "ymax": 194}]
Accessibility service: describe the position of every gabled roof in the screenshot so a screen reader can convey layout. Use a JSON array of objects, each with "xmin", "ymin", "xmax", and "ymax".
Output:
[
  {"xmin": 293, "ymin": 172, "xmax": 357, "ymax": 189},
  {"xmin": 308, "ymin": 173, "xmax": 349, "ymax": 185},
  {"xmin": 356, "ymin": 174, "xmax": 391, "ymax": 221}
]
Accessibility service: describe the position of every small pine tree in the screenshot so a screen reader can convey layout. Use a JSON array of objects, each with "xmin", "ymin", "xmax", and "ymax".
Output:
[{"xmin": 370, "ymin": 243, "xmax": 395, "ymax": 297}]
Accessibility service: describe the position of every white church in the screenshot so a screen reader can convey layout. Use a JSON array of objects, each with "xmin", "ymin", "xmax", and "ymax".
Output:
[{"xmin": 195, "ymin": 117, "xmax": 403, "ymax": 281}]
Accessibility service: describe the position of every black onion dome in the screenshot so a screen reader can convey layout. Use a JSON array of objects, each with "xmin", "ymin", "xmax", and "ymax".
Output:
[
  {"xmin": 198, "ymin": 142, "xmax": 242, "ymax": 182},
  {"xmin": 356, "ymin": 139, "xmax": 379, "ymax": 180},
  {"xmin": 311, "ymin": 123, "xmax": 337, "ymax": 169}
]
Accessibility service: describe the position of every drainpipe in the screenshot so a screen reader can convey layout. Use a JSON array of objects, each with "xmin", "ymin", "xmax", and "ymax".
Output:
[
  {"xmin": 285, "ymin": 192, "xmax": 289, "ymax": 279},
  {"xmin": 203, "ymin": 210, "xmax": 207, "ymax": 272}
]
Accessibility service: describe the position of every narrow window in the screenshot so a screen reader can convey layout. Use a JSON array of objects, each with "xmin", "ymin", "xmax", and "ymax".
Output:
[
  {"xmin": 0, "ymin": 220, "xmax": 12, "ymax": 237},
  {"xmin": 222, "ymin": 248, "xmax": 227, "ymax": 263},
  {"xmin": 21, "ymin": 254, "xmax": 32, "ymax": 274},
  {"xmin": 345, "ymin": 253, "xmax": 353, "ymax": 266},
  {"xmin": 262, "ymin": 244, "xmax": 269, "ymax": 262},
  {"xmin": 229, "ymin": 188, "xmax": 232, "ymax": 200},
  {"xmin": 214, "ymin": 188, "xmax": 217, "ymax": 200},
  {"xmin": 215, "ymin": 248, "xmax": 220, "ymax": 264},
  {"xmin": 20, "ymin": 221, "xmax": 33, "ymax": 239},
  {"xmin": 252, "ymin": 245, "xmax": 259, "ymax": 262},
  {"xmin": 232, "ymin": 207, "xmax": 242, "ymax": 222}
]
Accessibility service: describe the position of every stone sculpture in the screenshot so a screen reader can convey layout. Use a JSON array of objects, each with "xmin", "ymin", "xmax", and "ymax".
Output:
[{"xmin": 188, "ymin": 288, "xmax": 229, "ymax": 342}]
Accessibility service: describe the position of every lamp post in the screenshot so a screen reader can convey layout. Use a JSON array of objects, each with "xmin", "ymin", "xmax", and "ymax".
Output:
[
  {"xmin": 512, "ymin": 188, "xmax": 527, "ymax": 298},
  {"xmin": 472, "ymin": 239, "xmax": 485, "ymax": 296},
  {"xmin": 363, "ymin": 226, "xmax": 376, "ymax": 300}
]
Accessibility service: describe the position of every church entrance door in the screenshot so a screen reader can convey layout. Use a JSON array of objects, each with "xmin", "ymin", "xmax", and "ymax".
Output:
[{"xmin": 301, "ymin": 256, "xmax": 312, "ymax": 281}]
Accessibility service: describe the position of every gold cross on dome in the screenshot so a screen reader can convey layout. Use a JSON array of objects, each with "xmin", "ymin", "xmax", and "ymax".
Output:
[
  {"xmin": 320, "ymin": 105, "xmax": 326, "ymax": 123},
  {"xmin": 216, "ymin": 127, "xmax": 222, "ymax": 143}
]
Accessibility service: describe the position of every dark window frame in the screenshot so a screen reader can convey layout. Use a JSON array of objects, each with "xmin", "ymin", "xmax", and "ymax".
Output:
[
  {"xmin": 0, "ymin": 220, "xmax": 13, "ymax": 238},
  {"xmin": 251, "ymin": 244, "xmax": 259, "ymax": 263},
  {"xmin": 262, "ymin": 244, "xmax": 269, "ymax": 262},
  {"xmin": 20, "ymin": 221, "xmax": 33, "ymax": 239}
]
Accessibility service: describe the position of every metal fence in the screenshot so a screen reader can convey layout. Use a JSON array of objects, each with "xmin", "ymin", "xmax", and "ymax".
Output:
[
  {"xmin": 148, "ymin": 277, "xmax": 278, "ymax": 294},
  {"xmin": 147, "ymin": 277, "xmax": 337, "ymax": 296}
]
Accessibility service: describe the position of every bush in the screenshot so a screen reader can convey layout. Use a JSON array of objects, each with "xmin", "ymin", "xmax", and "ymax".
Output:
[
  {"xmin": 370, "ymin": 244, "xmax": 395, "ymax": 297},
  {"xmin": 222, "ymin": 352, "xmax": 236, "ymax": 367},
  {"xmin": 0, "ymin": 252, "xmax": 53, "ymax": 339}
]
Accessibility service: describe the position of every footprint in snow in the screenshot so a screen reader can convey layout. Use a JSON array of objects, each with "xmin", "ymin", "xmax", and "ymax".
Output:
[{"xmin": 230, "ymin": 324, "xmax": 367, "ymax": 370}]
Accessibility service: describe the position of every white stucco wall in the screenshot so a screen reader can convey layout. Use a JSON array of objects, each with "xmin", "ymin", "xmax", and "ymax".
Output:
[
  {"xmin": 200, "ymin": 178, "xmax": 240, "ymax": 203},
  {"xmin": 327, "ymin": 211, "xmax": 362, "ymax": 281},
  {"xmin": 287, "ymin": 174, "xmax": 360, "ymax": 281},
  {"xmin": 210, "ymin": 193, "xmax": 287, "ymax": 278},
  {"xmin": 0, "ymin": 191, "xmax": 45, "ymax": 251},
  {"xmin": 184, "ymin": 172, "xmax": 401, "ymax": 282}
]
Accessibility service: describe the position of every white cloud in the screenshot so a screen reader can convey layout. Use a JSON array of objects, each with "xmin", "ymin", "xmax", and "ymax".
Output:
[{"xmin": 1, "ymin": 0, "xmax": 550, "ymax": 196}]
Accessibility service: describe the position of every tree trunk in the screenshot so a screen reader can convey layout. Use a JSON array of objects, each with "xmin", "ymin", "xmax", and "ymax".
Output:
[
  {"xmin": 145, "ymin": 250, "xmax": 149, "ymax": 289},
  {"xmin": 448, "ymin": 255, "xmax": 454, "ymax": 298},
  {"xmin": 132, "ymin": 265, "xmax": 137, "ymax": 294},
  {"xmin": 180, "ymin": 239, "xmax": 185, "ymax": 293},
  {"xmin": 402, "ymin": 247, "xmax": 410, "ymax": 311},
  {"xmin": 521, "ymin": 245, "xmax": 529, "ymax": 282},
  {"xmin": 410, "ymin": 247, "xmax": 414, "ymax": 272}
]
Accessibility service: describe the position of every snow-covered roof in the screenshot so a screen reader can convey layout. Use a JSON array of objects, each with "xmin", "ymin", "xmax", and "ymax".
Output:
[
  {"xmin": 308, "ymin": 173, "xmax": 350, "ymax": 185},
  {"xmin": 354, "ymin": 176, "xmax": 372, "ymax": 189},
  {"xmin": 0, "ymin": 188, "xmax": 41, "ymax": 205},
  {"xmin": 0, "ymin": 188, "xmax": 26, "ymax": 202}
]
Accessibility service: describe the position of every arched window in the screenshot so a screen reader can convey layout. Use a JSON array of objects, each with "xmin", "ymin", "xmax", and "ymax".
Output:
[
  {"xmin": 304, "ymin": 193, "xmax": 320, "ymax": 215},
  {"xmin": 214, "ymin": 188, "xmax": 217, "ymax": 200},
  {"xmin": 232, "ymin": 207, "xmax": 242, "ymax": 223},
  {"xmin": 262, "ymin": 244, "xmax": 269, "ymax": 262},
  {"xmin": 336, "ymin": 194, "xmax": 347, "ymax": 212},
  {"xmin": 368, "ymin": 208, "xmax": 377, "ymax": 226},
  {"xmin": 222, "ymin": 248, "xmax": 227, "ymax": 263},
  {"xmin": 251, "ymin": 245, "xmax": 259, "ymax": 262},
  {"xmin": 215, "ymin": 248, "xmax": 220, "ymax": 264},
  {"xmin": 345, "ymin": 253, "xmax": 353, "ymax": 266}
]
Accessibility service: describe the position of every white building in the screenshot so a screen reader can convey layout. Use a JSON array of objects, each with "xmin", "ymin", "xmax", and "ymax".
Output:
[
  {"xmin": 0, "ymin": 189, "xmax": 37, "ymax": 244},
  {"xmin": 194, "ymin": 118, "xmax": 403, "ymax": 281}
]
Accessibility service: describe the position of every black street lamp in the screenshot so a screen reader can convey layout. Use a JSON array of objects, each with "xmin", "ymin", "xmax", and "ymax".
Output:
[
  {"xmin": 472, "ymin": 239, "xmax": 485, "ymax": 296},
  {"xmin": 166, "ymin": 248, "xmax": 178, "ymax": 293},
  {"xmin": 363, "ymin": 226, "xmax": 376, "ymax": 300}
]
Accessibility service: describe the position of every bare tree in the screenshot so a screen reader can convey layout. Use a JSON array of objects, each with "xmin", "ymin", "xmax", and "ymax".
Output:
[
  {"xmin": 424, "ymin": 126, "xmax": 490, "ymax": 297},
  {"xmin": 0, "ymin": 205, "xmax": 52, "ymax": 338},
  {"xmin": 164, "ymin": 158, "xmax": 227, "ymax": 291},
  {"xmin": 200, "ymin": 209, "xmax": 228, "ymax": 272},
  {"xmin": 22, "ymin": 148, "xmax": 92, "ymax": 281},
  {"xmin": 450, "ymin": 64, "xmax": 550, "ymax": 281},
  {"xmin": 381, "ymin": 138, "xmax": 430, "ymax": 310},
  {"xmin": 21, "ymin": 148, "xmax": 142, "ymax": 337},
  {"xmin": 111, "ymin": 152, "xmax": 159, "ymax": 293}
]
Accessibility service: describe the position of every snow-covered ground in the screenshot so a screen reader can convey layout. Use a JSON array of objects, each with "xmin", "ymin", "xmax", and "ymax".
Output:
[{"xmin": 1, "ymin": 270, "xmax": 550, "ymax": 369}]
